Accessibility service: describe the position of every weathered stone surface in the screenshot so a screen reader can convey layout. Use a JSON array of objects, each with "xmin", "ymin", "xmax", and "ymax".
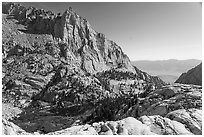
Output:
[
  {"xmin": 48, "ymin": 117, "xmax": 155, "ymax": 135},
  {"xmin": 139, "ymin": 115, "xmax": 192, "ymax": 135},
  {"xmin": 2, "ymin": 118, "xmax": 30, "ymax": 135},
  {"xmin": 117, "ymin": 117, "xmax": 155, "ymax": 135},
  {"xmin": 54, "ymin": 9, "xmax": 137, "ymax": 74},
  {"xmin": 48, "ymin": 124, "xmax": 98, "ymax": 135},
  {"xmin": 166, "ymin": 108, "xmax": 202, "ymax": 135},
  {"xmin": 175, "ymin": 63, "xmax": 202, "ymax": 86},
  {"xmin": 137, "ymin": 84, "xmax": 202, "ymax": 117}
]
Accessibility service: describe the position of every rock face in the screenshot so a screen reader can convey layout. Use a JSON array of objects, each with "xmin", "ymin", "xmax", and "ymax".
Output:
[
  {"xmin": 175, "ymin": 63, "xmax": 202, "ymax": 86},
  {"xmin": 2, "ymin": 2, "xmax": 166, "ymax": 104},
  {"xmin": 2, "ymin": 2, "xmax": 135, "ymax": 74}
]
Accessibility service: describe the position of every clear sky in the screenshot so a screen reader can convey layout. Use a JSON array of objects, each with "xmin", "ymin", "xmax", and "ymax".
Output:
[{"xmin": 17, "ymin": 2, "xmax": 202, "ymax": 61}]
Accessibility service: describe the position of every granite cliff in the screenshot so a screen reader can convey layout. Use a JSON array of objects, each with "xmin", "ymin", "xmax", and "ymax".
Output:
[
  {"xmin": 2, "ymin": 2, "xmax": 165, "ymax": 103},
  {"xmin": 2, "ymin": 2, "xmax": 136, "ymax": 74}
]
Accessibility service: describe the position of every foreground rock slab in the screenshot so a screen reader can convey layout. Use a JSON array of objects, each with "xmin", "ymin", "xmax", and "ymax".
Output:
[
  {"xmin": 139, "ymin": 115, "xmax": 193, "ymax": 135},
  {"xmin": 166, "ymin": 108, "xmax": 202, "ymax": 135}
]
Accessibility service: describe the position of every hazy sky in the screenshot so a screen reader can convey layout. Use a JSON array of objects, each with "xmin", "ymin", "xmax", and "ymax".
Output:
[{"xmin": 17, "ymin": 2, "xmax": 202, "ymax": 61}]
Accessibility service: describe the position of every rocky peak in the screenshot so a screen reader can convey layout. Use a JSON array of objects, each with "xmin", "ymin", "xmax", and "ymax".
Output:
[
  {"xmin": 2, "ymin": 3, "xmax": 166, "ymax": 89},
  {"xmin": 51, "ymin": 6, "xmax": 136, "ymax": 74},
  {"xmin": 2, "ymin": 2, "xmax": 166, "ymax": 87},
  {"xmin": 54, "ymin": 6, "xmax": 96, "ymax": 45}
]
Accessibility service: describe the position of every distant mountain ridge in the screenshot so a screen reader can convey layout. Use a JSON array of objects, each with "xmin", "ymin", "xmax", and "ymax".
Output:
[{"xmin": 131, "ymin": 59, "xmax": 201, "ymax": 83}]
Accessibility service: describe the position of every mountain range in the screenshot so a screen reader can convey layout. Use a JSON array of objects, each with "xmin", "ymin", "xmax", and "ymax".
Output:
[{"xmin": 131, "ymin": 59, "xmax": 201, "ymax": 83}]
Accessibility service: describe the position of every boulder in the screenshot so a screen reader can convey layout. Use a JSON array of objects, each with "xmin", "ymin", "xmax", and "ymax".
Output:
[
  {"xmin": 117, "ymin": 117, "xmax": 155, "ymax": 135},
  {"xmin": 166, "ymin": 108, "xmax": 202, "ymax": 135},
  {"xmin": 139, "ymin": 115, "xmax": 192, "ymax": 135}
]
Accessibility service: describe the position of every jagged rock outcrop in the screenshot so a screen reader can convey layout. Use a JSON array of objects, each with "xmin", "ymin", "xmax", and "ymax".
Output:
[
  {"xmin": 175, "ymin": 63, "xmax": 202, "ymax": 86},
  {"xmin": 2, "ymin": 2, "xmax": 136, "ymax": 74},
  {"xmin": 2, "ymin": 2, "xmax": 55, "ymax": 34},
  {"xmin": 53, "ymin": 8, "xmax": 136, "ymax": 74}
]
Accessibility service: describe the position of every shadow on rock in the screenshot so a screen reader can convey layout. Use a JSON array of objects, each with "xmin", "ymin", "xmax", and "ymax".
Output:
[
  {"xmin": 10, "ymin": 101, "xmax": 93, "ymax": 134},
  {"xmin": 18, "ymin": 28, "xmax": 51, "ymax": 35}
]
